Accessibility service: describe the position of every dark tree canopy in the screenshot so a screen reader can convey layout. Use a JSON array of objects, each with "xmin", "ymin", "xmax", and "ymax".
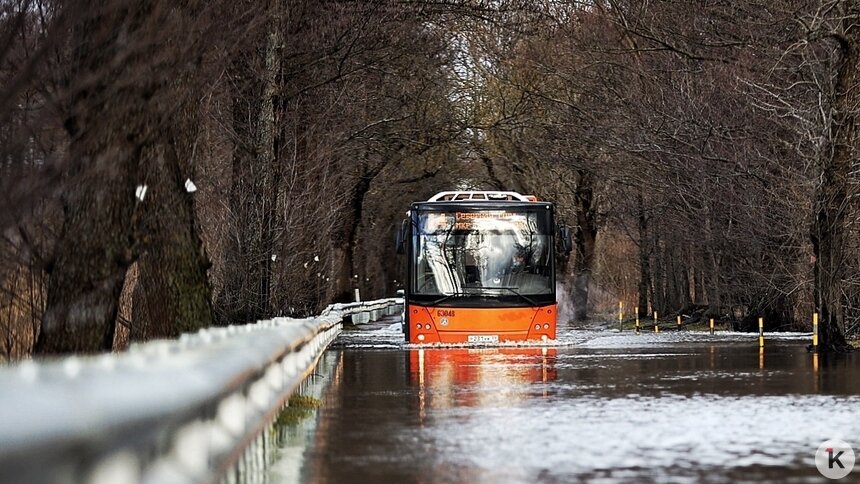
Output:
[{"xmin": 0, "ymin": 0, "xmax": 858, "ymax": 357}]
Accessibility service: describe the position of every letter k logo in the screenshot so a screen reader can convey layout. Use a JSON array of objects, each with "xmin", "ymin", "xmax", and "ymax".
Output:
[
  {"xmin": 817, "ymin": 440, "xmax": 855, "ymax": 479},
  {"xmin": 828, "ymin": 448, "xmax": 845, "ymax": 469}
]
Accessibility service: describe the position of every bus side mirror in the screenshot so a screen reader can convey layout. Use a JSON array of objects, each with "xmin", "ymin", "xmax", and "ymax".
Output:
[
  {"xmin": 395, "ymin": 219, "xmax": 409, "ymax": 254},
  {"xmin": 559, "ymin": 225, "xmax": 573, "ymax": 254}
]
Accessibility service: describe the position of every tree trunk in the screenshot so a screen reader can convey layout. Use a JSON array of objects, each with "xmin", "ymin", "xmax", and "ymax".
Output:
[
  {"xmin": 136, "ymin": 99, "xmax": 215, "ymax": 338},
  {"xmin": 679, "ymin": 256, "xmax": 691, "ymax": 309},
  {"xmin": 254, "ymin": 7, "xmax": 282, "ymax": 316},
  {"xmin": 36, "ymin": 4, "xmax": 157, "ymax": 354},
  {"xmin": 653, "ymin": 234, "xmax": 667, "ymax": 316},
  {"xmin": 130, "ymin": 265, "xmax": 149, "ymax": 342},
  {"xmin": 637, "ymin": 192, "xmax": 650, "ymax": 317},
  {"xmin": 331, "ymin": 165, "xmax": 372, "ymax": 304},
  {"xmin": 218, "ymin": 5, "xmax": 281, "ymax": 323},
  {"xmin": 667, "ymin": 254, "xmax": 681, "ymax": 312},
  {"xmin": 571, "ymin": 169, "xmax": 597, "ymax": 322},
  {"xmin": 812, "ymin": 13, "xmax": 858, "ymax": 352},
  {"xmin": 218, "ymin": 68, "xmax": 260, "ymax": 323},
  {"xmin": 704, "ymin": 213, "xmax": 722, "ymax": 318}
]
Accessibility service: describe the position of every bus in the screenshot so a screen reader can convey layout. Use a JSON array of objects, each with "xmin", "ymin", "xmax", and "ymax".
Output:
[{"xmin": 396, "ymin": 191, "xmax": 571, "ymax": 344}]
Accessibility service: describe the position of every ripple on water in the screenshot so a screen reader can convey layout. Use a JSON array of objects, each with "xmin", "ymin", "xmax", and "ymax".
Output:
[{"xmin": 408, "ymin": 394, "xmax": 860, "ymax": 482}]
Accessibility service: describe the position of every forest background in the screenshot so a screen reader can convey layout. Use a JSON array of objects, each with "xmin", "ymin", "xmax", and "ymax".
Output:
[{"xmin": 1, "ymin": 0, "xmax": 859, "ymax": 357}]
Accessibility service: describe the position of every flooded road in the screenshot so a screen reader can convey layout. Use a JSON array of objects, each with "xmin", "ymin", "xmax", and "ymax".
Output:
[{"xmin": 268, "ymin": 321, "xmax": 860, "ymax": 483}]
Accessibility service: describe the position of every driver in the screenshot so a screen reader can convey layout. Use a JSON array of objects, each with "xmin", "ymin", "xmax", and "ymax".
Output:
[{"xmin": 510, "ymin": 253, "xmax": 525, "ymax": 273}]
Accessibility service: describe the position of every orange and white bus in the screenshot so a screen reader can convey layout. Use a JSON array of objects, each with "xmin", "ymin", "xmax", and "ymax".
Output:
[{"xmin": 397, "ymin": 191, "xmax": 571, "ymax": 344}]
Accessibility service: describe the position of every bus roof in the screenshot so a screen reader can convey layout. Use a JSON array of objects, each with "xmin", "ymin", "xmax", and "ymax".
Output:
[{"xmin": 427, "ymin": 191, "xmax": 538, "ymax": 202}]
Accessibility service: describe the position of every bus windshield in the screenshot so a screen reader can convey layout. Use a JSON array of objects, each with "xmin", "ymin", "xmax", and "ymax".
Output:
[{"xmin": 411, "ymin": 209, "xmax": 553, "ymax": 298}]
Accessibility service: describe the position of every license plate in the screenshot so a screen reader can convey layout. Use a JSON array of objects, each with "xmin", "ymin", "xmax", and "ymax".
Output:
[{"xmin": 467, "ymin": 335, "xmax": 499, "ymax": 343}]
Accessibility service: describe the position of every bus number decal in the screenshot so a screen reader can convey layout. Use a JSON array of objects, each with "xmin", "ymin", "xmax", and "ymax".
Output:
[{"xmin": 437, "ymin": 310, "xmax": 456, "ymax": 317}]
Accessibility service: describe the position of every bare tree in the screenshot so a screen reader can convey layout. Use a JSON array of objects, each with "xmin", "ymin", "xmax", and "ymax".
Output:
[{"xmin": 810, "ymin": 2, "xmax": 859, "ymax": 351}]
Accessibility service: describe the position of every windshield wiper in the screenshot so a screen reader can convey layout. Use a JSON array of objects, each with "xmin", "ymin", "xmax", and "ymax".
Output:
[
  {"xmin": 428, "ymin": 292, "xmax": 470, "ymax": 306},
  {"xmin": 473, "ymin": 286, "xmax": 538, "ymax": 306}
]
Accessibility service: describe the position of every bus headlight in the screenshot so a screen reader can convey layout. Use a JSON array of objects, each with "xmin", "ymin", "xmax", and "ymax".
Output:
[{"xmin": 418, "ymin": 334, "xmax": 425, "ymax": 341}]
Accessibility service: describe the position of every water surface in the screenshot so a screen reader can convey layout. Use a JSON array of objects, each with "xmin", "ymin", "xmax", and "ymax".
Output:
[{"xmin": 270, "ymin": 322, "xmax": 860, "ymax": 483}]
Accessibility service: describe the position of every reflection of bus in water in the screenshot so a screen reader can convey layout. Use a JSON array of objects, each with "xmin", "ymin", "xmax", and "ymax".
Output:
[
  {"xmin": 396, "ymin": 191, "xmax": 571, "ymax": 344},
  {"xmin": 408, "ymin": 348, "xmax": 558, "ymax": 411}
]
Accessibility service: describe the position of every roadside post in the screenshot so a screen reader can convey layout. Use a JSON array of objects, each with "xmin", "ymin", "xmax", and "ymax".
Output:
[{"xmin": 812, "ymin": 312, "xmax": 819, "ymax": 352}]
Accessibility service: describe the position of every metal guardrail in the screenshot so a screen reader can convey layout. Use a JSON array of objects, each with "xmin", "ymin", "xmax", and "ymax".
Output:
[
  {"xmin": 323, "ymin": 297, "xmax": 401, "ymax": 325},
  {"xmin": 0, "ymin": 298, "xmax": 402, "ymax": 484}
]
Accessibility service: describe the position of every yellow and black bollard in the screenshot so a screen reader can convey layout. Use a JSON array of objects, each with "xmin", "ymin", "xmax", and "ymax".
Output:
[
  {"xmin": 635, "ymin": 307, "xmax": 640, "ymax": 335},
  {"xmin": 758, "ymin": 317, "xmax": 764, "ymax": 348},
  {"xmin": 654, "ymin": 311, "xmax": 659, "ymax": 333},
  {"xmin": 812, "ymin": 312, "xmax": 819, "ymax": 352},
  {"xmin": 618, "ymin": 301, "xmax": 623, "ymax": 332},
  {"xmin": 709, "ymin": 318, "xmax": 715, "ymax": 335},
  {"xmin": 677, "ymin": 315, "xmax": 682, "ymax": 330}
]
